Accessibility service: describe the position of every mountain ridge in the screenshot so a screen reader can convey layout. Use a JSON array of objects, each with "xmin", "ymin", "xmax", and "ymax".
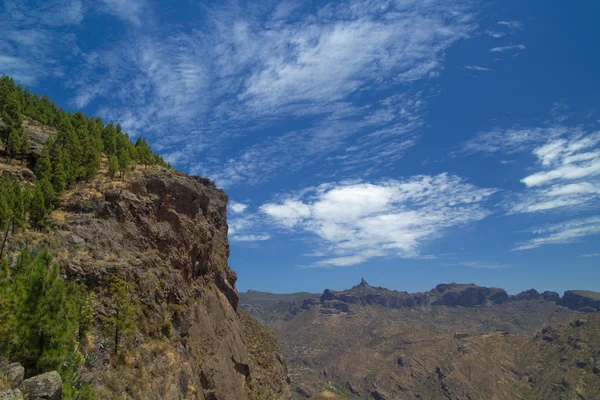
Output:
[{"xmin": 241, "ymin": 279, "xmax": 600, "ymax": 321}]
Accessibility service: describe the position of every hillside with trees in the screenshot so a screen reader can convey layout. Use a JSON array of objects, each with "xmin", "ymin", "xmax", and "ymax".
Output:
[{"xmin": 0, "ymin": 75, "xmax": 291, "ymax": 400}]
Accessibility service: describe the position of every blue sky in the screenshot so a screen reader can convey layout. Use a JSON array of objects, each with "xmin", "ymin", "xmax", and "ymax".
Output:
[{"xmin": 2, "ymin": 0, "xmax": 599, "ymax": 295}]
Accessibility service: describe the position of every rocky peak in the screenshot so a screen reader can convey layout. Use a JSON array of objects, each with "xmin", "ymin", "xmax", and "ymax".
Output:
[{"xmin": 359, "ymin": 277, "xmax": 370, "ymax": 287}]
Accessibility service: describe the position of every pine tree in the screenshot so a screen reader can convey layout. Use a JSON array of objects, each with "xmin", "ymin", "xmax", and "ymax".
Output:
[
  {"xmin": 0, "ymin": 189, "xmax": 10, "ymax": 231},
  {"xmin": 51, "ymin": 160, "xmax": 67, "ymax": 197},
  {"xmin": 29, "ymin": 185, "xmax": 47, "ymax": 231},
  {"xmin": 103, "ymin": 276, "xmax": 138, "ymax": 355},
  {"xmin": 19, "ymin": 133, "xmax": 30, "ymax": 165},
  {"xmin": 8, "ymin": 249, "xmax": 79, "ymax": 374},
  {"xmin": 102, "ymin": 121, "xmax": 117, "ymax": 155},
  {"xmin": 118, "ymin": 148, "xmax": 130, "ymax": 179},
  {"xmin": 69, "ymin": 284, "xmax": 96, "ymax": 342},
  {"xmin": 1, "ymin": 90, "xmax": 23, "ymax": 144},
  {"xmin": 108, "ymin": 155, "xmax": 118, "ymax": 179},
  {"xmin": 9, "ymin": 180, "xmax": 25, "ymax": 232},
  {"xmin": 36, "ymin": 145, "xmax": 52, "ymax": 180},
  {"xmin": 7, "ymin": 130, "xmax": 20, "ymax": 163}
]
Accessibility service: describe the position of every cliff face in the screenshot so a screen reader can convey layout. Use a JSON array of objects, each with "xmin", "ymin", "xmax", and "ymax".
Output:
[{"xmin": 11, "ymin": 168, "xmax": 291, "ymax": 399}]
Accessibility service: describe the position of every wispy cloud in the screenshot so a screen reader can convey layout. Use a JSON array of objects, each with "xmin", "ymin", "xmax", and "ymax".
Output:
[
  {"xmin": 514, "ymin": 217, "xmax": 600, "ymax": 250},
  {"xmin": 461, "ymin": 125, "xmax": 600, "ymax": 215},
  {"xmin": 58, "ymin": 0, "xmax": 476, "ymax": 187},
  {"xmin": 461, "ymin": 121, "xmax": 600, "ymax": 251},
  {"xmin": 259, "ymin": 174, "xmax": 497, "ymax": 267},
  {"xmin": 459, "ymin": 261, "xmax": 510, "ymax": 269},
  {"xmin": 464, "ymin": 65, "xmax": 494, "ymax": 72},
  {"xmin": 489, "ymin": 44, "xmax": 526, "ymax": 52},
  {"xmin": 229, "ymin": 234, "xmax": 271, "ymax": 242},
  {"xmin": 98, "ymin": 0, "xmax": 147, "ymax": 25},
  {"xmin": 459, "ymin": 127, "xmax": 568, "ymax": 155},
  {"xmin": 497, "ymin": 21, "xmax": 523, "ymax": 30},
  {"xmin": 581, "ymin": 252, "xmax": 600, "ymax": 258}
]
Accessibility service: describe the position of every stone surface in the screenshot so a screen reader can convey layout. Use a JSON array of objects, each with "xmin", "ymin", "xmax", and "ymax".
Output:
[
  {"xmin": 20, "ymin": 371, "xmax": 62, "ymax": 400},
  {"xmin": 0, "ymin": 363, "xmax": 24, "ymax": 389},
  {"xmin": 0, "ymin": 389, "xmax": 24, "ymax": 400}
]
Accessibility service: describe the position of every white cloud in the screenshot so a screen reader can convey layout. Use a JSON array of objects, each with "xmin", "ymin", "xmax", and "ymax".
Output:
[
  {"xmin": 464, "ymin": 65, "xmax": 494, "ymax": 72},
  {"xmin": 497, "ymin": 21, "xmax": 523, "ymax": 30},
  {"xmin": 489, "ymin": 44, "xmax": 526, "ymax": 52},
  {"xmin": 259, "ymin": 174, "xmax": 497, "ymax": 267},
  {"xmin": 98, "ymin": 0, "xmax": 146, "ymax": 25},
  {"xmin": 509, "ymin": 131, "xmax": 600, "ymax": 214},
  {"xmin": 462, "ymin": 123, "xmax": 600, "ymax": 253},
  {"xmin": 459, "ymin": 261, "xmax": 509, "ymax": 269},
  {"xmin": 581, "ymin": 252, "xmax": 600, "ymax": 258},
  {"xmin": 260, "ymin": 200, "xmax": 312, "ymax": 228},
  {"xmin": 521, "ymin": 159, "xmax": 600, "ymax": 187},
  {"xmin": 229, "ymin": 234, "xmax": 271, "ymax": 242},
  {"xmin": 485, "ymin": 30, "xmax": 505, "ymax": 38},
  {"xmin": 229, "ymin": 201, "xmax": 248, "ymax": 214},
  {"xmin": 515, "ymin": 217, "xmax": 600, "ymax": 250},
  {"xmin": 459, "ymin": 127, "xmax": 568, "ymax": 155}
]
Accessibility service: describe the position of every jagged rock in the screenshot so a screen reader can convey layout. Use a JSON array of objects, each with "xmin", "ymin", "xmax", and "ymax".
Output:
[
  {"xmin": 21, "ymin": 117, "xmax": 54, "ymax": 156},
  {"xmin": 540, "ymin": 326, "xmax": 559, "ymax": 342},
  {"xmin": 371, "ymin": 389, "xmax": 390, "ymax": 400},
  {"xmin": 302, "ymin": 298, "xmax": 320, "ymax": 310},
  {"xmin": 20, "ymin": 371, "xmax": 62, "ymax": 400},
  {"xmin": 514, "ymin": 289, "xmax": 541, "ymax": 301},
  {"xmin": 321, "ymin": 289, "xmax": 335, "ymax": 301},
  {"xmin": 322, "ymin": 301, "xmax": 350, "ymax": 313},
  {"xmin": 560, "ymin": 291, "xmax": 600, "ymax": 311},
  {"xmin": 432, "ymin": 285, "xmax": 508, "ymax": 307},
  {"xmin": 542, "ymin": 291, "xmax": 560, "ymax": 302},
  {"xmin": 0, "ymin": 363, "xmax": 24, "ymax": 389},
  {"xmin": 295, "ymin": 384, "xmax": 313, "ymax": 398},
  {"xmin": 346, "ymin": 381, "xmax": 361, "ymax": 396}
]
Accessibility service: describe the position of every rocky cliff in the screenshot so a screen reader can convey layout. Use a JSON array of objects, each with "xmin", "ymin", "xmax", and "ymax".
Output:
[
  {"xmin": 312, "ymin": 280, "xmax": 599, "ymax": 314},
  {"xmin": 6, "ymin": 164, "xmax": 291, "ymax": 399}
]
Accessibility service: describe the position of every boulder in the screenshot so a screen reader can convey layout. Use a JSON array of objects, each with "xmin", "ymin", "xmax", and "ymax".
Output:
[
  {"xmin": 19, "ymin": 371, "xmax": 62, "ymax": 400},
  {"xmin": 0, "ymin": 363, "xmax": 24, "ymax": 389}
]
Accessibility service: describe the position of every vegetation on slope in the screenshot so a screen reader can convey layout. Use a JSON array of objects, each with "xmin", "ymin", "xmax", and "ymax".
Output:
[{"xmin": 0, "ymin": 74, "xmax": 168, "ymax": 232}]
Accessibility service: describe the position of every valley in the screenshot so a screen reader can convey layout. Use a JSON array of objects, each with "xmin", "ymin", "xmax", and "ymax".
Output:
[{"xmin": 241, "ymin": 279, "xmax": 600, "ymax": 399}]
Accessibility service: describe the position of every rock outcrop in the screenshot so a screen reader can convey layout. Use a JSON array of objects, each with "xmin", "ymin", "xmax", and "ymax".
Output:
[
  {"xmin": 10, "ymin": 169, "xmax": 291, "ymax": 400},
  {"xmin": 560, "ymin": 290, "xmax": 600, "ymax": 312}
]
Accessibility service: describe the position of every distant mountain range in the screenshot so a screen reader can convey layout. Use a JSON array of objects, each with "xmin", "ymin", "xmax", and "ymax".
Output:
[{"xmin": 241, "ymin": 279, "xmax": 600, "ymax": 399}]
